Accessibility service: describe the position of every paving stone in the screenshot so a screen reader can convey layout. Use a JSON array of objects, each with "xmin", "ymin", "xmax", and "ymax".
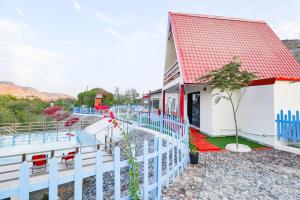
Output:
[{"xmin": 162, "ymin": 150, "xmax": 300, "ymax": 200}]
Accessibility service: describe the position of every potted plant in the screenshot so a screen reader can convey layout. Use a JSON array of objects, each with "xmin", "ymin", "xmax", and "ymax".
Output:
[{"xmin": 189, "ymin": 129, "xmax": 199, "ymax": 164}]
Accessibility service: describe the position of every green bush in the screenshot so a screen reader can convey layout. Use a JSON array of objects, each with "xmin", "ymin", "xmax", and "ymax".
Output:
[{"xmin": 0, "ymin": 95, "xmax": 72, "ymax": 123}]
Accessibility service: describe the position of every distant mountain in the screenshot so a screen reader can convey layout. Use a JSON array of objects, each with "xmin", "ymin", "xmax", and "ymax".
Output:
[
  {"xmin": 0, "ymin": 82, "xmax": 75, "ymax": 101},
  {"xmin": 282, "ymin": 39, "xmax": 300, "ymax": 64}
]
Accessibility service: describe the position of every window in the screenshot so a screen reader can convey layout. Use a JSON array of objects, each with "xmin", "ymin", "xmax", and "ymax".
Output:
[{"xmin": 152, "ymin": 99, "xmax": 160, "ymax": 109}]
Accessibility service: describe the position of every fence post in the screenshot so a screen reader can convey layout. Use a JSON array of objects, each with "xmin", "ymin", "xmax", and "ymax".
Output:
[
  {"xmin": 139, "ymin": 112, "xmax": 142, "ymax": 126},
  {"xmin": 29, "ymin": 122, "xmax": 32, "ymax": 134},
  {"xmin": 49, "ymin": 157, "xmax": 58, "ymax": 200},
  {"xmin": 96, "ymin": 148, "xmax": 103, "ymax": 200},
  {"xmin": 285, "ymin": 110, "xmax": 291, "ymax": 142},
  {"xmin": 185, "ymin": 123, "xmax": 190, "ymax": 167},
  {"xmin": 166, "ymin": 139, "xmax": 170, "ymax": 187},
  {"xmin": 143, "ymin": 141, "xmax": 149, "ymax": 200},
  {"xmin": 160, "ymin": 114, "xmax": 163, "ymax": 133},
  {"xmin": 19, "ymin": 161, "xmax": 30, "ymax": 200},
  {"xmin": 157, "ymin": 138, "xmax": 162, "ymax": 199},
  {"xmin": 297, "ymin": 111, "xmax": 300, "ymax": 140},
  {"xmin": 114, "ymin": 146, "xmax": 121, "ymax": 200},
  {"xmin": 74, "ymin": 152, "xmax": 83, "ymax": 200},
  {"xmin": 171, "ymin": 131, "xmax": 175, "ymax": 179},
  {"xmin": 277, "ymin": 113, "xmax": 281, "ymax": 141},
  {"xmin": 293, "ymin": 115, "xmax": 297, "ymax": 143},
  {"xmin": 152, "ymin": 136, "xmax": 159, "ymax": 198}
]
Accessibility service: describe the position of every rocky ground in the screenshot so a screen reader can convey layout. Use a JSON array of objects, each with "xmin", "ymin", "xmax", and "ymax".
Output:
[
  {"xmin": 162, "ymin": 149, "xmax": 300, "ymax": 200},
  {"xmin": 82, "ymin": 128, "xmax": 170, "ymax": 200}
]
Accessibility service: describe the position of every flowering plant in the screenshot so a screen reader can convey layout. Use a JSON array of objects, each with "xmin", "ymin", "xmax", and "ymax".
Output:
[{"xmin": 107, "ymin": 112, "xmax": 141, "ymax": 199}]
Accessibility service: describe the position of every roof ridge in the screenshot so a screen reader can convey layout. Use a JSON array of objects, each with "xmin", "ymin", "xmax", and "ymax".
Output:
[{"xmin": 168, "ymin": 12, "xmax": 266, "ymax": 24}]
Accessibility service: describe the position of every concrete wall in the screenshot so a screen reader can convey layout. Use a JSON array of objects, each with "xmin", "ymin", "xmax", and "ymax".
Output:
[
  {"xmin": 237, "ymin": 85, "xmax": 275, "ymax": 146},
  {"xmin": 208, "ymin": 85, "xmax": 276, "ymax": 146},
  {"xmin": 274, "ymin": 81, "xmax": 300, "ymax": 112},
  {"xmin": 274, "ymin": 81, "xmax": 300, "ymax": 146},
  {"xmin": 211, "ymin": 89, "xmax": 237, "ymax": 136},
  {"xmin": 199, "ymin": 89, "xmax": 213, "ymax": 135}
]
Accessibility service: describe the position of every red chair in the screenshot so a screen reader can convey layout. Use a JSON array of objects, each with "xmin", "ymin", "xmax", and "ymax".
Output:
[
  {"xmin": 61, "ymin": 151, "xmax": 76, "ymax": 167},
  {"xmin": 32, "ymin": 154, "xmax": 47, "ymax": 174}
]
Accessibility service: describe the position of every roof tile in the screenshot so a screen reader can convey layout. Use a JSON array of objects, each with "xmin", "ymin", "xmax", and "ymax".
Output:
[{"xmin": 169, "ymin": 12, "xmax": 300, "ymax": 83}]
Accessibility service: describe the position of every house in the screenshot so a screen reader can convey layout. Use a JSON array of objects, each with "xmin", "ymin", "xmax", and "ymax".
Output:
[
  {"xmin": 162, "ymin": 12, "xmax": 300, "ymax": 147},
  {"xmin": 93, "ymin": 88, "xmax": 113, "ymax": 109},
  {"xmin": 143, "ymin": 89, "xmax": 162, "ymax": 113}
]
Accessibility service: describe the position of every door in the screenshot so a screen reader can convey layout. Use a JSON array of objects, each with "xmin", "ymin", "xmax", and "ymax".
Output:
[{"xmin": 187, "ymin": 92, "xmax": 200, "ymax": 128}]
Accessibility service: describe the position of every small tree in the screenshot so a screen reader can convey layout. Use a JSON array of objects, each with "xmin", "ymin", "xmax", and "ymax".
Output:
[{"xmin": 198, "ymin": 57, "xmax": 256, "ymax": 148}]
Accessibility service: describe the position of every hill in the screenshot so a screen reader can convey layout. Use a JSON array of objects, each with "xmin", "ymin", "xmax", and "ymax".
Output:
[
  {"xmin": 0, "ymin": 82, "xmax": 75, "ymax": 101},
  {"xmin": 282, "ymin": 39, "xmax": 300, "ymax": 64}
]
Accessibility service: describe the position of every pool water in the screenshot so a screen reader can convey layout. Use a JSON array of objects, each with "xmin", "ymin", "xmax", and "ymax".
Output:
[
  {"xmin": 0, "ymin": 131, "xmax": 96, "ymax": 147},
  {"xmin": 0, "ymin": 131, "xmax": 98, "ymax": 165}
]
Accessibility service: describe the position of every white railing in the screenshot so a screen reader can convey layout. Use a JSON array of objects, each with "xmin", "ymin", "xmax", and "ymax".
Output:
[{"xmin": 0, "ymin": 110, "xmax": 190, "ymax": 200}]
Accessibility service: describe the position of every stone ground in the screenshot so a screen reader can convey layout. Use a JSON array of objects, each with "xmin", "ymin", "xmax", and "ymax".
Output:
[{"xmin": 162, "ymin": 149, "xmax": 300, "ymax": 200}]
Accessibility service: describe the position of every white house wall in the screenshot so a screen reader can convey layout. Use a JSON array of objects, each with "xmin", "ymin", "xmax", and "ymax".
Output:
[
  {"xmin": 274, "ymin": 81, "xmax": 300, "ymax": 112},
  {"xmin": 274, "ymin": 81, "xmax": 300, "ymax": 146},
  {"xmin": 211, "ymin": 89, "xmax": 237, "ymax": 136},
  {"xmin": 162, "ymin": 81, "xmax": 300, "ymax": 147},
  {"xmin": 185, "ymin": 85, "xmax": 213, "ymax": 135},
  {"xmin": 199, "ymin": 89, "xmax": 213, "ymax": 135},
  {"xmin": 210, "ymin": 85, "xmax": 276, "ymax": 146},
  {"xmin": 237, "ymin": 85, "xmax": 275, "ymax": 146}
]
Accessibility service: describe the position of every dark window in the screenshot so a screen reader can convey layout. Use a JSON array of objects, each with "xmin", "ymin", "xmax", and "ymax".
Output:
[{"xmin": 152, "ymin": 99, "xmax": 160, "ymax": 109}]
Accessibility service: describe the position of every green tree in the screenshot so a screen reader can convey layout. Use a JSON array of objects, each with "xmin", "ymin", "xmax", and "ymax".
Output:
[
  {"xmin": 0, "ymin": 95, "xmax": 50, "ymax": 123},
  {"xmin": 77, "ymin": 88, "xmax": 114, "ymax": 107},
  {"xmin": 0, "ymin": 106, "xmax": 16, "ymax": 123},
  {"xmin": 52, "ymin": 98, "xmax": 76, "ymax": 111},
  {"xmin": 198, "ymin": 57, "xmax": 256, "ymax": 148}
]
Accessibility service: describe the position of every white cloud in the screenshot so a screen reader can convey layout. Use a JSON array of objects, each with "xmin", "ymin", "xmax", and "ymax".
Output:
[
  {"xmin": 94, "ymin": 12, "xmax": 118, "ymax": 26},
  {"xmin": 274, "ymin": 21, "xmax": 300, "ymax": 39},
  {"xmin": 16, "ymin": 8, "xmax": 24, "ymax": 17},
  {"xmin": 0, "ymin": 19, "xmax": 37, "ymax": 46},
  {"xmin": 0, "ymin": 18, "xmax": 72, "ymax": 94},
  {"xmin": 73, "ymin": 0, "xmax": 81, "ymax": 12}
]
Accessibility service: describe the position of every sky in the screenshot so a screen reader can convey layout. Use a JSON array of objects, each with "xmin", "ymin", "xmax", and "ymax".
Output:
[{"xmin": 0, "ymin": 0, "xmax": 300, "ymax": 97}]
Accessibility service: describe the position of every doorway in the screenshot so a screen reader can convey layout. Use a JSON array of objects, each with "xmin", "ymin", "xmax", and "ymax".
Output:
[{"xmin": 187, "ymin": 92, "xmax": 200, "ymax": 128}]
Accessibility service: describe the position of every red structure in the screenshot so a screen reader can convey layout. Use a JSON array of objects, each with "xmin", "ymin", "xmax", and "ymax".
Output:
[{"xmin": 94, "ymin": 92, "xmax": 109, "ymax": 112}]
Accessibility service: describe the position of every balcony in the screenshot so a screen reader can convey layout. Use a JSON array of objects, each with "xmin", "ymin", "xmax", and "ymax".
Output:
[{"xmin": 164, "ymin": 61, "xmax": 180, "ymax": 85}]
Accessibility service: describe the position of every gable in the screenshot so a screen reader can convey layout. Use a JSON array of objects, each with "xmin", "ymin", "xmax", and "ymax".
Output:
[{"xmin": 169, "ymin": 12, "xmax": 300, "ymax": 83}]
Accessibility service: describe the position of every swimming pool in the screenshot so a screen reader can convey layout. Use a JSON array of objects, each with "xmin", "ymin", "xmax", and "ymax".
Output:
[
  {"xmin": 0, "ymin": 131, "xmax": 96, "ymax": 147},
  {"xmin": 0, "ymin": 131, "xmax": 99, "ymax": 165}
]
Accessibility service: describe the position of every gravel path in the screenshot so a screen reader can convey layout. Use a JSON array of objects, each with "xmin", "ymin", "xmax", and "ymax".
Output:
[{"xmin": 162, "ymin": 149, "xmax": 300, "ymax": 200}]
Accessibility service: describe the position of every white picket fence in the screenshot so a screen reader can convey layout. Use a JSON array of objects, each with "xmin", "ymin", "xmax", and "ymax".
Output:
[{"xmin": 0, "ymin": 113, "xmax": 189, "ymax": 200}]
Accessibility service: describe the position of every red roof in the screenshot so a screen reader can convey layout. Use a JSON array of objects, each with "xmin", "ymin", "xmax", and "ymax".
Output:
[{"xmin": 169, "ymin": 12, "xmax": 300, "ymax": 83}]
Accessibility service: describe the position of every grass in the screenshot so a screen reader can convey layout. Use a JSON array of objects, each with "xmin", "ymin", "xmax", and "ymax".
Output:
[{"xmin": 205, "ymin": 136, "xmax": 266, "ymax": 149}]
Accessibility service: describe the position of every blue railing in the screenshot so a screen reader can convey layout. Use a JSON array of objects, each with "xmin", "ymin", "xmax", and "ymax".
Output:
[
  {"xmin": 0, "ymin": 107, "xmax": 190, "ymax": 200},
  {"xmin": 73, "ymin": 106, "xmax": 101, "ymax": 115},
  {"xmin": 276, "ymin": 110, "xmax": 300, "ymax": 144},
  {"xmin": 137, "ymin": 112, "xmax": 184, "ymax": 137}
]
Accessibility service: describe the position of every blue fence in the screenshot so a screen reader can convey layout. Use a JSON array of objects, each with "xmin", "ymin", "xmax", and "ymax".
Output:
[
  {"xmin": 276, "ymin": 110, "xmax": 300, "ymax": 144},
  {"xmin": 0, "ymin": 108, "xmax": 190, "ymax": 200},
  {"xmin": 137, "ymin": 112, "xmax": 183, "ymax": 137},
  {"xmin": 73, "ymin": 106, "xmax": 101, "ymax": 115}
]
